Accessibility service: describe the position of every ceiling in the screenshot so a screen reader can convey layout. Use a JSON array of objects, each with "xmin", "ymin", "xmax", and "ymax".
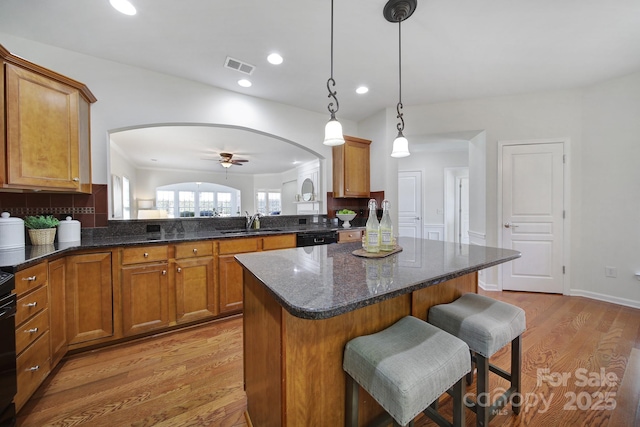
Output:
[{"xmin": 1, "ymin": 0, "xmax": 639, "ymax": 172}]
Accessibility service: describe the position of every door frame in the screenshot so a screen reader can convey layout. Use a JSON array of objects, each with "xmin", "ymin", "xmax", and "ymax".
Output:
[
  {"xmin": 497, "ymin": 138, "xmax": 572, "ymax": 295},
  {"xmin": 444, "ymin": 167, "xmax": 469, "ymax": 244}
]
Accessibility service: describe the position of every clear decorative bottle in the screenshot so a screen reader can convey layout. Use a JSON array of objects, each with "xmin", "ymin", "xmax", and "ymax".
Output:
[
  {"xmin": 365, "ymin": 199, "xmax": 380, "ymax": 253},
  {"xmin": 380, "ymin": 199, "xmax": 394, "ymax": 251}
]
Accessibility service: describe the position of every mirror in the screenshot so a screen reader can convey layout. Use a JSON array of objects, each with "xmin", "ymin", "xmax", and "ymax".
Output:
[{"xmin": 301, "ymin": 178, "xmax": 314, "ymax": 201}]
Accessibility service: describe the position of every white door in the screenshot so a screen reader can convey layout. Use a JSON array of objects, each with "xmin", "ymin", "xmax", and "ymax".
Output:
[
  {"xmin": 501, "ymin": 142, "xmax": 564, "ymax": 293},
  {"xmin": 398, "ymin": 171, "xmax": 422, "ymax": 239},
  {"xmin": 456, "ymin": 176, "xmax": 470, "ymax": 244}
]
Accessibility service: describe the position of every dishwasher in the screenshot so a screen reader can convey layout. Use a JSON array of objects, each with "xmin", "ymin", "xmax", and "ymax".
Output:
[{"xmin": 296, "ymin": 231, "xmax": 338, "ymax": 247}]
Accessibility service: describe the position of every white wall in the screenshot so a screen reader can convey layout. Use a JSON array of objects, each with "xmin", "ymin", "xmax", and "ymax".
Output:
[
  {"xmin": 578, "ymin": 72, "xmax": 640, "ymax": 305},
  {"xmin": 0, "ymin": 34, "xmax": 357, "ymax": 200}
]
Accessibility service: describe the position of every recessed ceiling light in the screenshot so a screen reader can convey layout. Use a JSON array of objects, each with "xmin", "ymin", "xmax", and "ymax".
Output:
[
  {"xmin": 110, "ymin": 0, "xmax": 137, "ymax": 15},
  {"xmin": 238, "ymin": 79, "xmax": 252, "ymax": 88},
  {"xmin": 356, "ymin": 86, "xmax": 369, "ymax": 94},
  {"xmin": 267, "ymin": 53, "xmax": 284, "ymax": 65}
]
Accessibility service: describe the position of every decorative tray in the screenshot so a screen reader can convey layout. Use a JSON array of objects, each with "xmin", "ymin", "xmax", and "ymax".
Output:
[{"xmin": 352, "ymin": 245, "xmax": 403, "ymax": 258}]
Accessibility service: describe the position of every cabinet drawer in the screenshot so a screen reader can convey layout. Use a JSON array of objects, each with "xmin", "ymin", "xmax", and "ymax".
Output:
[
  {"xmin": 15, "ymin": 262, "xmax": 48, "ymax": 295},
  {"xmin": 16, "ymin": 308, "xmax": 49, "ymax": 355},
  {"xmin": 15, "ymin": 331, "xmax": 51, "ymax": 411},
  {"xmin": 175, "ymin": 241, "xmax": 213, "ymax": 259},
  {"xmin": 262, "ymin": 234, "xmax": 296, "ymax": 251},
  {"xmin": 218, "ymin": 238, "xmax": 260, "ymax": 255},
  {"xmin": 16, "ymin": 285, "xmax": 48, "ymax": 326},
  {"xmin": 122, "ymin": 245, "xmax": 168, "ymax": 265},
  {"xmin": 338, "ymin": 229, "xmax": 363, "ymax": 243}
]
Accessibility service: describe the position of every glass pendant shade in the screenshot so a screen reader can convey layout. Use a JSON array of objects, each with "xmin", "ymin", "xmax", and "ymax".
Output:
[
  {"xmin": 323, "ymin": 116, "xmax": 345, "ymax": 146},
  {"xmin": 390, "ymin": 132, "xmax": 410, "ymax": 158}
]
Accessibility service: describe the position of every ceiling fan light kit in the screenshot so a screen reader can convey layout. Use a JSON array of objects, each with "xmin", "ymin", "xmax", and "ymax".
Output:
[{"xmin": 218, "ymin": 152, "xmax": 248, "ymax": 168}]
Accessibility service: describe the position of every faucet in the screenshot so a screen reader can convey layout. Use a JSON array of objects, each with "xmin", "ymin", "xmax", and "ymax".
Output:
[{"xmin": 246, "ymin": 211, "xmax": 262, "ymax": 230}]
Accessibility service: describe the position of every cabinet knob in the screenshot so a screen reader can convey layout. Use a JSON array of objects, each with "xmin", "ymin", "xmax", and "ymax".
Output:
[
  {"xmin": 143, "ymin": 253, "xmax": 149, "ymax": 258},
  {"xmin": 162, "ymin": 270, "xmax": 167, "ymax": 275},
  {"xmin": 23, "ymin": 302, "xmax": 37, "ymax": 308},
  {"xmin": 177, "ymin": 268, "xmax": 182, "ymax": 273},
  {"xmin": 25, "ymin": 327, "xmax": 38, "ymax": 334},
  {"xmin": 193, "ymin": 248, "xmax": 198, "ymax": 254},
  {"xmin": 27, "ymin": 365, "xmax": 40, "ymax": 372},
  {"xmin": 22, "ymin": 276, "xmax": 37, "ymax": 281},
  {"xmin": 73, "ymin": 177, "xmax": 80, "ymax": 182}
]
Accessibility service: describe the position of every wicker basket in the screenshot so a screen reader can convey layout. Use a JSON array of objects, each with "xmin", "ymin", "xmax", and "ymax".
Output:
[{"xmin": 28, "ymin": 228, "xmax": 57, "ymax": 245}]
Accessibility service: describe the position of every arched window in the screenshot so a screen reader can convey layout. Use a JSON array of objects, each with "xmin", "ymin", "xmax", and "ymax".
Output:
[{"xmin": 152, "ymin": 182, "xmax": 241, "ymax": 218}]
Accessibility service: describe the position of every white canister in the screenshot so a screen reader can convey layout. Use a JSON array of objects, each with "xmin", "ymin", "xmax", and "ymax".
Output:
[
  {"xmin": 58, "ymin": 216, "xmax": 81, "ymax": 243},
  {"xmin": 0, "ymin": 212, "xmax": 25, "ymax": 249}
]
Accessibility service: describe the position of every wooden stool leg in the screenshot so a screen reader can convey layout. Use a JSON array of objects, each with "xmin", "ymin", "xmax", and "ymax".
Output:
[
  {"xmin": 451, "ymin": 377, "xmax": 466, "ymax": 427},
  {"xmin": 511, "ymin": 335, "xmax": 522, "ymax": 415},
  {"xmin": 476, "ymin": 354, "xmax": 490, "ymax": 427},
  {"xmin": 466, "ymin": 350, "xmax": 475, "ymax": 385},
  {"xmin": 345, "ymin": 374, "xmax": 359, "ymax": 427}
]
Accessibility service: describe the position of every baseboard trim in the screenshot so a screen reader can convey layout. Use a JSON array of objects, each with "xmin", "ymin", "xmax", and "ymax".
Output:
[
  {"xmin": 478, "ymin": 281, "xmax": 499, "ymax": 292},
  {"xmin": 570, "ymin": 289, "xmax": 640, "ymax": 310}
]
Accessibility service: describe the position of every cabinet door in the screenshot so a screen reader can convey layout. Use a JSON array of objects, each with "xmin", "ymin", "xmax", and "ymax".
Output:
[
  {"xmin": 332, "ymin": 136, "xmax": 371, "ymax": 198},
  {"xmin": 175, "ymin": 257, "xmax": 217, "ymax": 323},
  {"xmin": 4, "ymin": 64, "xmax": 82, "ymax": 191},
  {"xmin": 48, "ymin": 258, "xmax": 67, "ymax": 366},
  {"xmin": 218, "ymin": 254, "xmax": 244, "ymax": 314},
  {"xmin": 66, "ymin": 252, "xmax": 113, "ymax": 345},
  {"xmin": 121, "ymin": 263, "xmax": 170, "ymax": 336}
]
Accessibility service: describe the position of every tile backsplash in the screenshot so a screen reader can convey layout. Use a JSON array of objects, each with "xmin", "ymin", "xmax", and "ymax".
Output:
[{"xmin": 0, "ymin": 184, "xmax": 108, "ymax": 228}]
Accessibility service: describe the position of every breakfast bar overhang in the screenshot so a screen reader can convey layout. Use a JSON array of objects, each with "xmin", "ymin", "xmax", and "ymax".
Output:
[{"xmin": 235, "ymin": 237, "xmax": 520, "ymax": 426}]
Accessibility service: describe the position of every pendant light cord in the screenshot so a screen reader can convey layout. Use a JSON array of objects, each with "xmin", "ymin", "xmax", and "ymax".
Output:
[
  {"xmin": 326, "ymin": 0, "xmax": 339, "ymax": 116},
  {"xmin": 396, "ymin": 17, "xmax": 405, "ymax": 133}
]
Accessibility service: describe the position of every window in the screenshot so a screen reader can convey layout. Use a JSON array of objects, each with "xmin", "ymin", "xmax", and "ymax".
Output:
[
  {"xmin": 216, "ymin": 192, "xmax": 232, "ymax": 216},
  {"xmin": 199, "ymin": 192, "xmax": 215, "ymax": 216},
  {"xmin": 178, "ymin": 191, "xmax": 195, "ymax": 217},
  {"xmin": 256, "ymin": 191, "xmax": 281, "ymax": 215},
  {"xmin": 156, "ymin": 190, "xmax": 175, "ymax": 218}
]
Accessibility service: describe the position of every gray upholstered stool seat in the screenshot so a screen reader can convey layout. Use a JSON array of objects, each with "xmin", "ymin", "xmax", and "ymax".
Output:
[
  {"xmin": 428, "ymin": 293, "xmax": 526, "ymax": 427},
  {"xmin": 343, "ymin": 315, "xmax": 471, "ymax": 427}
]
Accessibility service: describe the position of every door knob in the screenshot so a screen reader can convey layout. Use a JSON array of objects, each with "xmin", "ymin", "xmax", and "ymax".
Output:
[{"xmin": 504, "ymin": 222, "xmax": 519, "ymax": 229}]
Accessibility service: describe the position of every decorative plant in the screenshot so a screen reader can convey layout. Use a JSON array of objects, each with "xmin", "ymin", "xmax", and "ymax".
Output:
[{"xmin": 24, "ymin": 215, "xmax": 60, "ymax": 229}]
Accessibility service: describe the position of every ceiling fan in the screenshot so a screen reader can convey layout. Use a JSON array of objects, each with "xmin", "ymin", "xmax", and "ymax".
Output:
[{"xmin": 218, "ymin": 152, "xmax": 249, "ymax": 168}]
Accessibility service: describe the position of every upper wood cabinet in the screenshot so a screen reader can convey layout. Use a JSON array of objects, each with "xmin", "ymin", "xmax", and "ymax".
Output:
[
  {"xmin": 332, "ymin": 135, "xmax": 371, "ymax": 198},
  {"xmin": 0, "ymin": 44, "xmax": 96, "ymax": 193}
]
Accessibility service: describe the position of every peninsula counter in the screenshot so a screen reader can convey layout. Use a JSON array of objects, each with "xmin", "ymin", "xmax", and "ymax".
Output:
[{"xmin": 235, "ymin": 237, "xmax": 520, "ymax": 426}]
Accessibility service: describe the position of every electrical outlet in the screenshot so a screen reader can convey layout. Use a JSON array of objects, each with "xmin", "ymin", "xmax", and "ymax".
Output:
[{"xmin": 605, "ymin": 266, "xmax": 617, "ymax": 278}]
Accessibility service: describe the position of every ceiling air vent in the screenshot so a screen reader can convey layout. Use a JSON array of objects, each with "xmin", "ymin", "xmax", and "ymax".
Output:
[{"xmin": 224, "ymin": 56, "xmax": 255, "ymax": 75}]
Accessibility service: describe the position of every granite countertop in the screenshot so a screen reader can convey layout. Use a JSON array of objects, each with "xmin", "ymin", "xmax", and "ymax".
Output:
[
  {"xmin": 235, "ymin": 237, "xmax": 521, "ymax": 320},
  {"xmin": 0, "ymin": 225, "xmax": 353, "ymax": 271}
]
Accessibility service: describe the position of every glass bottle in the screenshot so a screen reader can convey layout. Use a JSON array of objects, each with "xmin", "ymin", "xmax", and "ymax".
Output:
[
  {"xmin": 365, "ymin": 199, "xmax": 380, "ymax": 253},
  {"xmin": 380, "ymin": 199, "xmax": 394, "ymax": 251}
]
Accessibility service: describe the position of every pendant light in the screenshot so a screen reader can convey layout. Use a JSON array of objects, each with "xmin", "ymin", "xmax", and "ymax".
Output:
[
  {"xmin": 323, "ymin": 0, "xmax": 345, "ymax": 146},
  {"xmin": 385, "ymin": 0, "xmax": 416, "ymax": 158}
]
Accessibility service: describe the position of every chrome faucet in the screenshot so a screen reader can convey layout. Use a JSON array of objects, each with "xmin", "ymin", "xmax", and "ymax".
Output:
[{"xmin": 246, "ymin": 211, "xmax": 262, "ymax": 230}]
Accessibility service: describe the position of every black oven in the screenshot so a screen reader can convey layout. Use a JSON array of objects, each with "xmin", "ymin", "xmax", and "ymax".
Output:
[{"xmin": 0, "ymin": 271, "xmax": 16, "ymax": 427}]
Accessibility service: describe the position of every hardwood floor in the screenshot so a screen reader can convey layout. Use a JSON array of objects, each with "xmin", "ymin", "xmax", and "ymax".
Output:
[{"xmin": 17, "ymin": 292, "xmax": 640, "ymax": 427}]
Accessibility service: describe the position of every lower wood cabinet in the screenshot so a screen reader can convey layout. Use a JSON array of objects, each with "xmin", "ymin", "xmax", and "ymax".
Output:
[
  {"xmin": 65, "ymin": 252, "xmax": 113, "ymax": 345},
  {"xmin": 175, "ymin": 255, "xmax": 217, "ymax": 323},
  {"xmin": 217, "ymin": 234, "xmax": 296, "ymax": 314},
  {"xmin": 121, "ymin": 262, "xmax": 170, "ymax": 336},
  {"xmin": 48, "ymin": 258, "xmax": 67, "ymax": 367}
]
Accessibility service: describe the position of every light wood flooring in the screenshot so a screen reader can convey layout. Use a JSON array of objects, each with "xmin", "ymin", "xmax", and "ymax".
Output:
[{"xmin": 17, "ymin": 291, "xmax": 640, "ymax": 427}]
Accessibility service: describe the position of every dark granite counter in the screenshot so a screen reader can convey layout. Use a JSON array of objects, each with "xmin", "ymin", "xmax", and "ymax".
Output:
[
  {"xmin": 235, "ymin": 237, "xmax": 521, "ymax": 320},
  {"xmin": 0, "ymin": 224, "xmax": 351, "ymax": 271}
]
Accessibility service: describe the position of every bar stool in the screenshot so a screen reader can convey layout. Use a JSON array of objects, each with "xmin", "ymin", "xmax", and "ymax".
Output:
[
  {"xmin": 428, "ymin": 293, "xmax": 526, "ymax": 427},
  {"xmin": 343, "ymin": 315, "xmax": 470, "ymax": 427}
]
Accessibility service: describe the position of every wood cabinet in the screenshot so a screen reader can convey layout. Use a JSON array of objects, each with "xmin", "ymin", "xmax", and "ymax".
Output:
[
  {"xmin": 332, "ymin": 135, "xmax": 371, "ymax": 198},
  {"xmin": 14, "ymin": 262, "xmax": 51, "ymax": 412},
  {"xmin": 174, "ymin": 241, "xmax": 216, "ymax": 324},
  {"xmin": 0, "ymin": 44, "xmax": 96, "ymax": 193},
  {"xmin": 217, "ymin": 234, "xmax": 296, "ymax": 314},
  {"xmin": 66, "ymin": 252, "xmax": 113, "ymax": 345},
  {"xmin": 120, "ymin": 245, "xmax": 169, "ymax": 336},
  {"xmin": 338, "ymin": 229, "xmax": 363, "ymax": 243},
  {"xmin": 48, "ymin": 258, "xmax": 67, "ymax": 366}
]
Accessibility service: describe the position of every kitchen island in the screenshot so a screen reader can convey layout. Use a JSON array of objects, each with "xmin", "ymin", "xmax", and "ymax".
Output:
[{"xmin": 235, "ymin": 237, "xmax": 520, "ymax": 427}]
